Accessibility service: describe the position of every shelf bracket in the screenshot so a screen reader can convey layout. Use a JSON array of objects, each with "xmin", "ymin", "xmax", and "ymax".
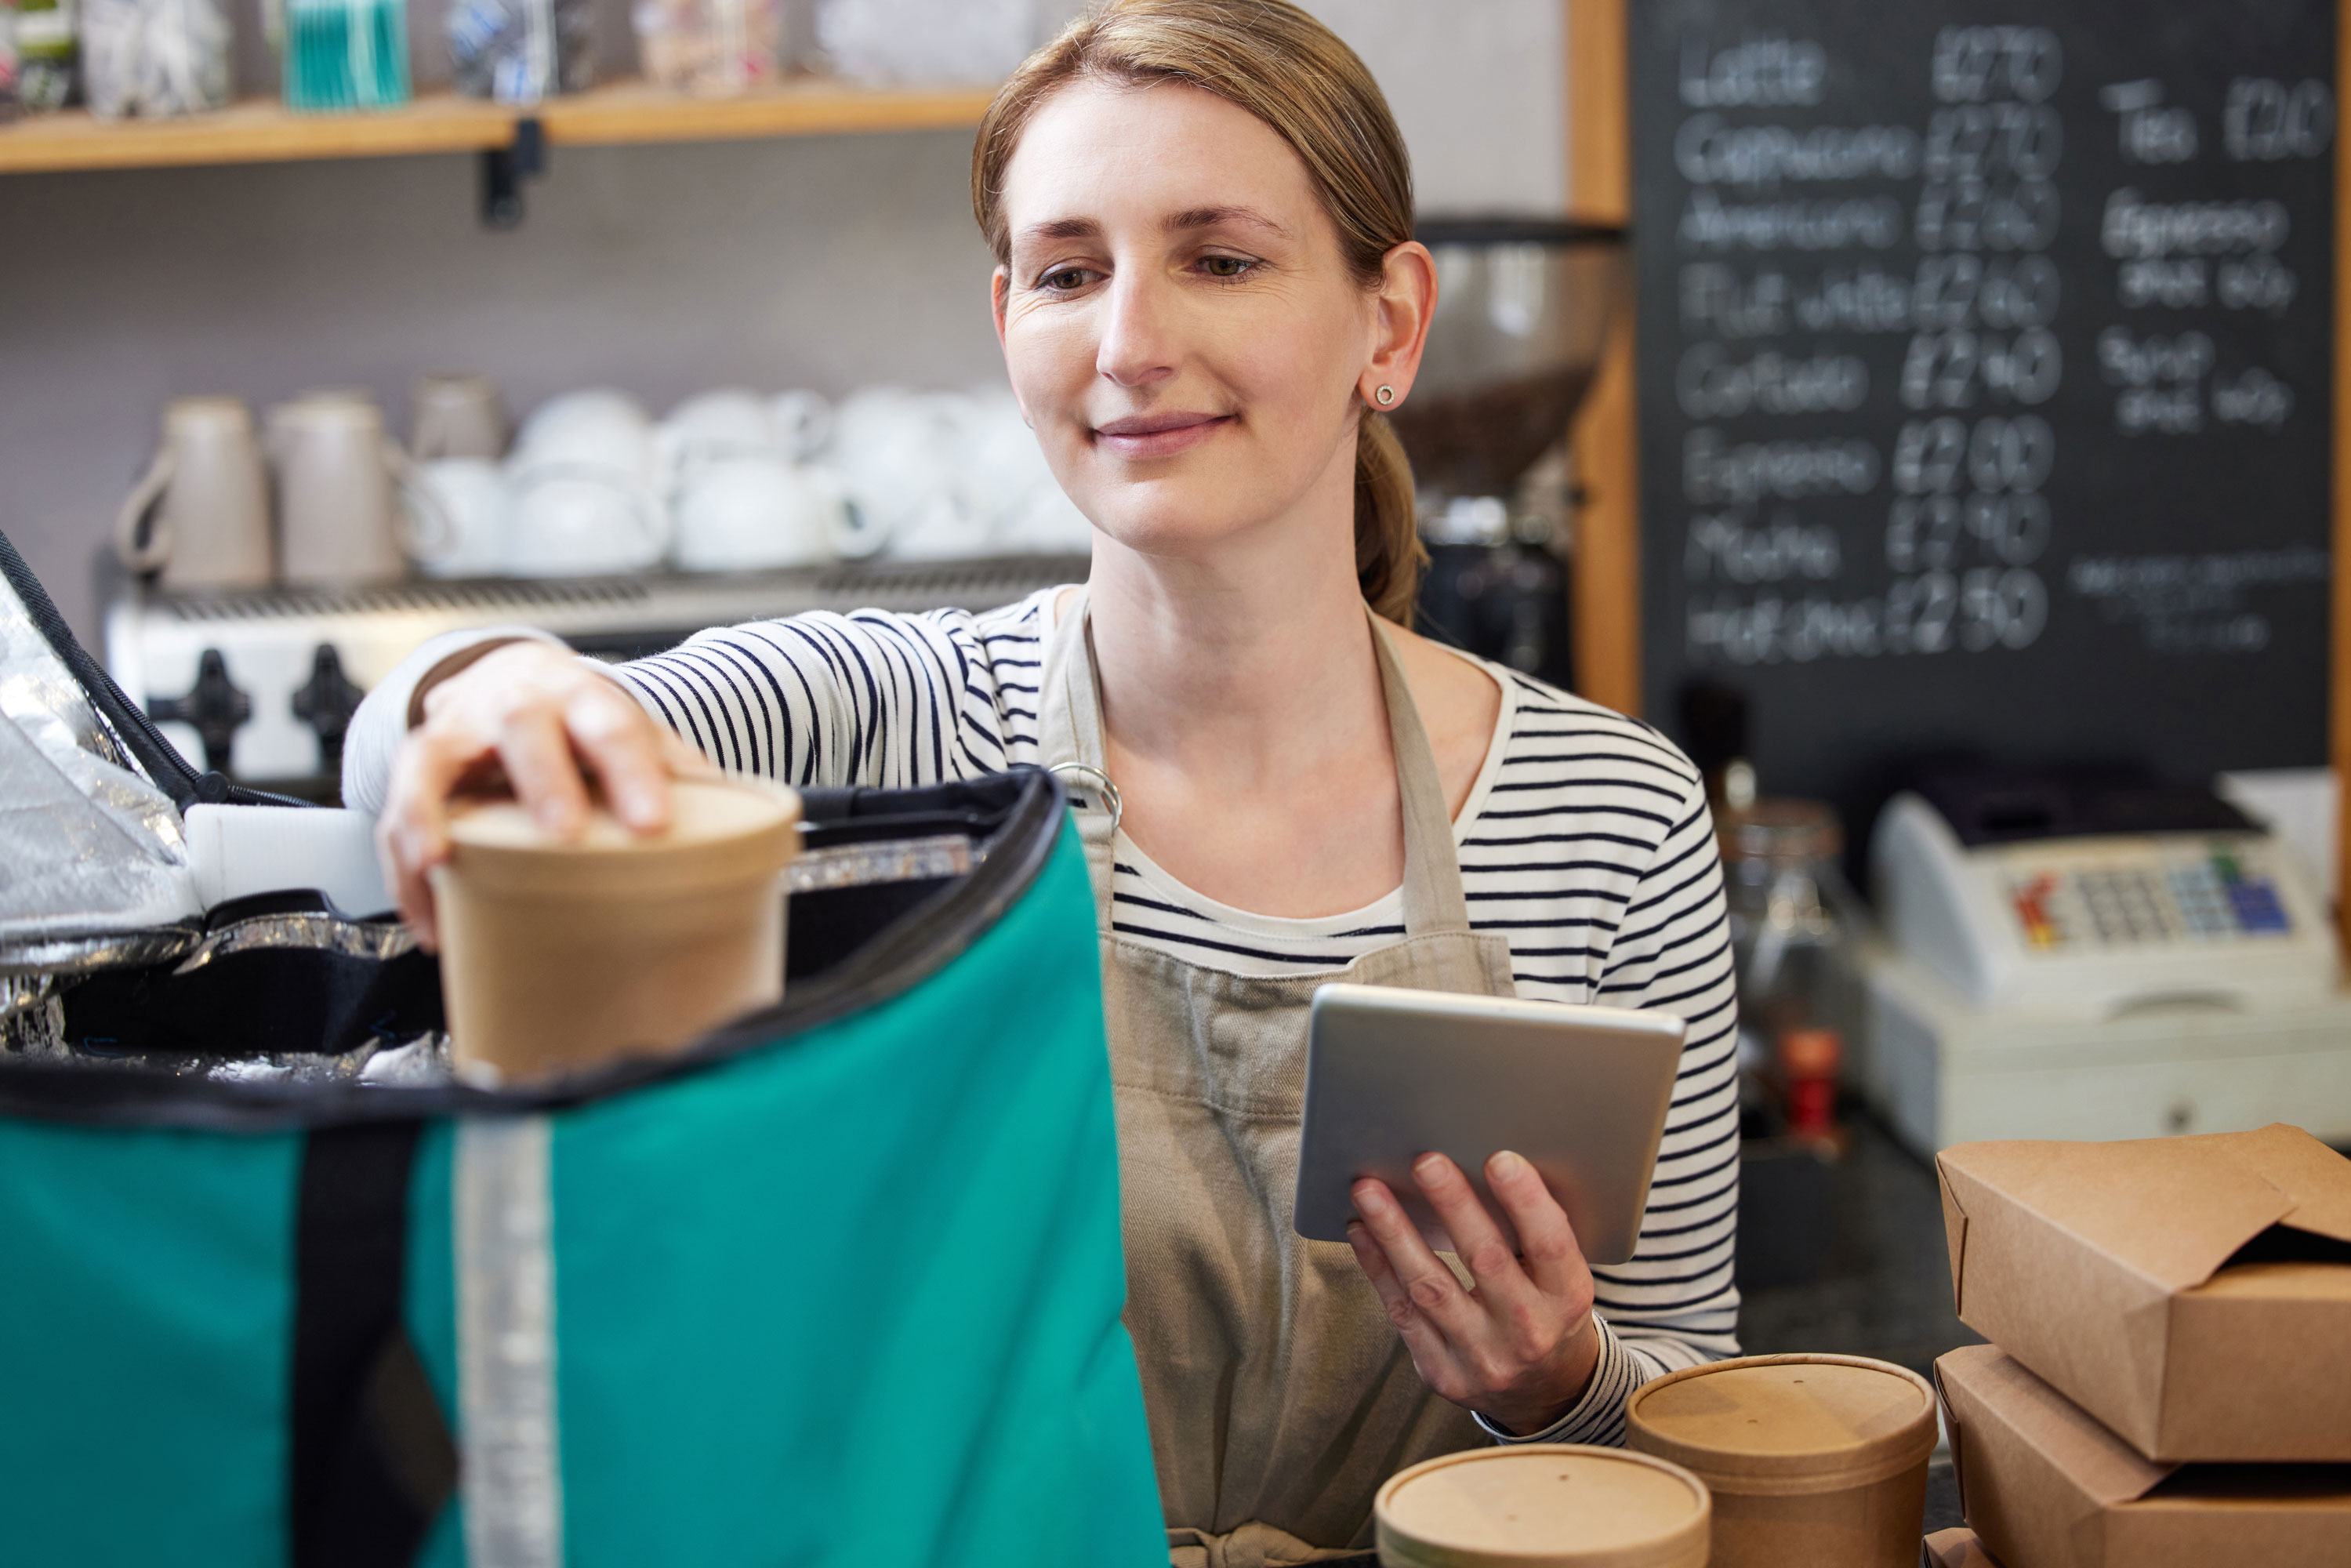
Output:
[{"xmin": 481, "ymin": 116, "xmax": 546, "ymax": 230}]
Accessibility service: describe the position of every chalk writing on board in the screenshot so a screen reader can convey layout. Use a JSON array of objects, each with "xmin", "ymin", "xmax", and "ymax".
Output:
[
  {"xmin": 1666, "ymin": 22, "xmax": 2069, "ymax": 666},
  {"xmin": 1634, "ymin": 1, "xmax": 2334, "ymax": 800},
  {"xmin": 2067, "ymin": 546, "xmax": 2331, "ymax": 653},
  {"xmin": 1656, "ymin": 19, "xmax": 2330, "ymax": 670}
]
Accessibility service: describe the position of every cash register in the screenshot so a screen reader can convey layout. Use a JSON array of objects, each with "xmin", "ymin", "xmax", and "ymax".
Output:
[{"xmin": 1860, "ymin": 772, "xmax": 2351, "ymax": 1152}]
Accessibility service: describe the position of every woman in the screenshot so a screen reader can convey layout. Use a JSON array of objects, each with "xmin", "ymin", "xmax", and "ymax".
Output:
[{"xmin": 350, "ymin": 2, "xmax": 1739, "ymax": 1559}]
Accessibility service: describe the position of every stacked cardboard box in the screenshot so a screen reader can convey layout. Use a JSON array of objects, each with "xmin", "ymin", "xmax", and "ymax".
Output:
[{"xmin": 1930, "ymin": 1123, "xmax": 2351, "ymax": 1568}]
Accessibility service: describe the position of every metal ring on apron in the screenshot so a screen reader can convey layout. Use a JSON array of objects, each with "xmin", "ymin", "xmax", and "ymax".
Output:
[{"xmin": 1047, "ymin": 761, "xmax": 1123, "ymax": 835}]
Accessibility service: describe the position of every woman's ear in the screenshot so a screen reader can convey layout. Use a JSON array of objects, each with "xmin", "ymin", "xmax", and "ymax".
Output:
[
  {"xmin": 1359, "ymin": 241, "xmax": 1438, "ymax": 409},
  {"xmin": 991, "ymin": 267, "xmax": 1034, "ymax": 428}
]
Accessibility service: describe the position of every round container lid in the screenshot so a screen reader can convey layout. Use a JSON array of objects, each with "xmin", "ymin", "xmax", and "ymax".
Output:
[
  {"xmin": 1625, "ymin": 1355, "xmax": 1938, "ymax": 1495},
  {"xmin": 447, "ymin": 776, "xmax": 800, "ymax": 896},
  {"xmin": 1374, "ymin": 1445, "xmax": 1711, "ymax": 1568}
]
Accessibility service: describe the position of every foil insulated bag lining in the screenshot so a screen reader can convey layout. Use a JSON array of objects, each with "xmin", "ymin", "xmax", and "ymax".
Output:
[
  {"xmin": 0, "ymin": 528, "xmax": 205, "ymax": 974},
  {"xmin": 0, "ymin": 526, "xmax": 430, "ymax": 1066},
  {"xmin": 0, "ymin": 766, "xmax": 1167, "ymax": 1567}
]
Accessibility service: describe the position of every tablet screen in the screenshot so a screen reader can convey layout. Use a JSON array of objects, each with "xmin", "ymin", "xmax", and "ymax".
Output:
[{"xmin": 1293, "ymin": 984, "xmax": 1685, "ymax": 1266}]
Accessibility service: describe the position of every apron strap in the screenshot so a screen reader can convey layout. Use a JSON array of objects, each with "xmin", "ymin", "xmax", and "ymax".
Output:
[
  {"xmin": 1366, "ymin": 609, "xmax": 1477, "ymax": 939},
  {"xmin": 1037, "ymin": 587, "xmax": 1119, "ymax": 930},
  {"xmin": 1036, "ymin": 587, "xmax": 1478, "ymax": 940}
]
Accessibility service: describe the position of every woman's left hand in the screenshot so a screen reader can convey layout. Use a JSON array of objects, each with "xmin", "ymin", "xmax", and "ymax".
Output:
[{"xmin": 1346, "ymin": 1149, "xmax": 1602, "ymax": 1436}]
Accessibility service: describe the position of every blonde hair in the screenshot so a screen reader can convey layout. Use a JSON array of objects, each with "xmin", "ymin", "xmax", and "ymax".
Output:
[{"xmin": 972, "ymin": 0, "xmax": 1428, "ymax": 623}]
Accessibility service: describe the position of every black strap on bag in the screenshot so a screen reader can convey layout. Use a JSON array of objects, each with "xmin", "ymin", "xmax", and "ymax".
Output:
[
  {"xmin": 0, "ymin": 526, "xmax": 307, "ymax": 810},
  {"xmin": 291, "ymin": 1120, "xmax": 456, "ymax": 1566},
  {"xmin": 5, "ymin": 532, "xmax": 455, "ymax": 1555}
]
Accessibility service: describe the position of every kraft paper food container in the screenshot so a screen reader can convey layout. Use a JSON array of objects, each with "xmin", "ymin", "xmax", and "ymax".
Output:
[
  {"xmin": 434, "ymin": 776, "xmax": 800, "ymax": 1083},
  {"xmin": 1921, "ymin": 1526, "xmax": 2001, "ymax": 1568},
  {"xmin": 1624, "ymin": 1352, "xmax": 1937, "ymax": 1568},
  {"xmin": 1936, "ymin": 1124, "xmax": 2351, "ymax": 1462},
  {"xmin": 1373, "ymin": 1444, "xmax": 1711, "ymax": 1568},
  {"xmin": 1935, "ymin": 1344, "xmax": 2351, "ymax": 1568}
]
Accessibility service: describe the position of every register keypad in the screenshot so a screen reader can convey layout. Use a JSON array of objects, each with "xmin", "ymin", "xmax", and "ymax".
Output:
[{"xmin": 2006, "ymin": 844, "xmax": 2292, "ymax": 952}]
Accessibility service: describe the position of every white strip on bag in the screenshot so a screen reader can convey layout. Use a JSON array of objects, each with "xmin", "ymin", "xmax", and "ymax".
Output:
[{"xmin": 457, "ymin": 1115, "xmax": 564, "ymax": 1568}]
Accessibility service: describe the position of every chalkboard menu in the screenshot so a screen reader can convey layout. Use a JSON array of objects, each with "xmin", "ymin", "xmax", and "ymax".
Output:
[{"xmin": 1631, "ymin": 1, "xmax": 2336, "ymax": 830}]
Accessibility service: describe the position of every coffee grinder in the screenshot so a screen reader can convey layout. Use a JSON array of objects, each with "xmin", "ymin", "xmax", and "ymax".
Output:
[{"xmin": 1391, "ymin": 218, "xmax": 1627, "ymax": 691}]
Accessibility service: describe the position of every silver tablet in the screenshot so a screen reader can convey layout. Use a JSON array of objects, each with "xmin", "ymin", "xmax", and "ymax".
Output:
[{"xmin": 1293, "ymin": 983, "xmax": 1687, "ymax": 1266}]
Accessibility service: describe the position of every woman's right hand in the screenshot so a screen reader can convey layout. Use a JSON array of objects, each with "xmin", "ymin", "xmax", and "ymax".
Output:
[{"xmin": 376, "ymin": 640, "xmax": 713, "ymax": 948}]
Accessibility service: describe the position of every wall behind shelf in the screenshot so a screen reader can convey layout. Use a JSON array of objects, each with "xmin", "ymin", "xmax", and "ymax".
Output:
[{"xmin": 0, "ymin": 0, "xmax": 1562, "ymax": 644}]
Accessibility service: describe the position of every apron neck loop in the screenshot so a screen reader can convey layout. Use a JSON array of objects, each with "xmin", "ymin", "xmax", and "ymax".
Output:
[
  {"xmin": 1039, "ymin": 588, "xmax": 1119, "ymax": 929},
  {"xmin": 1037, "ymin": 588, "xmax": 1478, "ymax": 939},
  {"xmin": 1366, "ymin": 608, "xmax": 1476, "ymax": 938}
]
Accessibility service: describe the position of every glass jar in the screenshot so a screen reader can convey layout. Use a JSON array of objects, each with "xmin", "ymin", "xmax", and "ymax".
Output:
[
  {"xmin": 1718, "ymin": 798, "xmax": 1858, "ymax": 1133},
  {"xmin": 82, "ymin": 0, "xmax": 233, "ymax": 118},
  {"xmin": 447, "ymin": 0, "xmax": 596, "ymax": 103},
  {"xmin": 1, "ymin": 6, "xmax": 20, "ymax": 122},
  {"xmin": 281, "ymin": 0, "xmax": 413, "ymax": 111},
  {"xmin": 14, "ymin": 0, "xmax": 77, "ymax": 113},
  {"xmin": 815, "ymin": 0, "xmax": 1036, "ymax": 86},
  {"xmin": 633, "ymin": 0, "xmax": 779, "ymax": 96}
]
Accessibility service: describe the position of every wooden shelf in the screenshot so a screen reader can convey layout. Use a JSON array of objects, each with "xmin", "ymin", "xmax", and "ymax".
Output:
[
  {"xmin": 0, "ymin": 93, "xmax": 510, "ymax": 172},
  {"xmin": 539, "ymin": 78, "xmax": 998, "ymax": 149},
  {"xmin": 0, "ymin": 78, "xmax": 997, "ymax": 175}
]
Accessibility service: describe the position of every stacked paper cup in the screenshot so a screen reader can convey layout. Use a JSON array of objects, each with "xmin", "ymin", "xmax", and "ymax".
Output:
[
  {"xmin": 433, "ymin": 775, "xmax": 801, "ymax": 1084},
  {"xmin": 1624, "ymin": 1353, "xmax": 1939, "ymax": 1568},
  {"xmin": 1373, "ymin": 1445, "xmax": 1711, "ymax": 1568}
]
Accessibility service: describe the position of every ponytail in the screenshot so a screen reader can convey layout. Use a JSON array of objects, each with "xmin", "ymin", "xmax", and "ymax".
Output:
[{"xmin": 1354, "ymin": 408, "xmax": 1425, "ymax": 625}]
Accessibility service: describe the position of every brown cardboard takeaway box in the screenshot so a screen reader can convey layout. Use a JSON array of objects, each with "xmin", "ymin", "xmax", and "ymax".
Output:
[
  {"xmin": 1936, "ymin": 1344, "xmax": 2351, "ymax": 1568},
  {"xmin": 1921, "ymin": 1525, "xmax": 2001, "ymax": 1567},
  {"xmin": 1936, "ymin": 1123, "xmax": 2351, "ymax": 1462}
]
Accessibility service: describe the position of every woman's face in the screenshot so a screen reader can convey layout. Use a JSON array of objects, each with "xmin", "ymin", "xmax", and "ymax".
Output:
[{"xmin": 992, "ymin": 77, "xmax": 1429, "ymax": 562}]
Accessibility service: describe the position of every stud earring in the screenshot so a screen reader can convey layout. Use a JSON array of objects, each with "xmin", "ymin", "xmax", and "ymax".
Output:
[{"xmin": 1374, "ymin": 385, "xmax": 1396, "ymax": 406}]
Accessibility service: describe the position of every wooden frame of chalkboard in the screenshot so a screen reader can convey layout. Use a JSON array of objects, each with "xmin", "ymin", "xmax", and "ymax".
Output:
[
  {"xmin": 1567, "ymin": 0, "xmax": 1643, "ymax": 718},
  {"xmin": 1566, "ymin": 0, "xmax": 2351, "ymax": 949},
  {"xmin": 2337, "ymin": 4, "xmax": 2351, "ymax": 952}
]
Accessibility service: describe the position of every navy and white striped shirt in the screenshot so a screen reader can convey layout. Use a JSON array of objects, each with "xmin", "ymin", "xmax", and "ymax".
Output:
[{"xmin": 348, "ymin": 587, "xmax": 1742, "ymax": 1444}]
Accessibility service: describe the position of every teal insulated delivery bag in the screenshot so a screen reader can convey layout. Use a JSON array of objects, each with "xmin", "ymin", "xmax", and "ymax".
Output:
[{"xmin": 0, "ymin": 753, "xmax": 1167, "ymax": 1566}]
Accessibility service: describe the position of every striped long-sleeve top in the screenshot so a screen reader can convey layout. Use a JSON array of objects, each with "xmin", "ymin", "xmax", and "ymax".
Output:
[{"xmin": 345, "ymin": 588, "xmax": 1742, "ymax": 1443}]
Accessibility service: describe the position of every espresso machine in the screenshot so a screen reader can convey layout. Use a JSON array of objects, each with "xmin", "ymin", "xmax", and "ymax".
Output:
[{"xmin": 1395, "ymin": 218, "xmax": 1627, "ymax": 690}]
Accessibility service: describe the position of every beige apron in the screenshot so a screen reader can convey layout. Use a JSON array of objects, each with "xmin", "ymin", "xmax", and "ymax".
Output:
[{"xmin": 1039, "ymin": 592, "xmax": 1518, "ymax": 1568}]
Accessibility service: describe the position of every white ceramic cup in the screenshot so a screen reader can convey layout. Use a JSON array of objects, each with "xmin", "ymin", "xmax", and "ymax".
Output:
[
  {"xmin": 514, "ymin": 390, "xmax": 658, "ymax": 478},
  {"xmin": 673, "ymin": 456, "xmax": 858, "ymax": 573},
  {"xmin": 504, "ymin": 466, "xmax": 669, "ymax": 577},
  {"xmin": 412, "ymin": 372, "xmax": 509, "ymax": 462},
  {"xmin": 952, "ymin": 390, "xmax": 1092, "ymax": 554},
  {"xmin": 876, "ymin": 488, "xmax": 995, "ymax": 561},
  {"xmin": 665, "ymin": 388, "xmax": 775, "ymax": 457},
  {"xmin": 831, "ymin": 387, "xmax": 971, "ymax": 557},
  {"xmin": 659, "ymin": 388, "xmax": 780, "ymax": 504},
  {"xmin": 952, "ymin": 390, "xmax": 1069, "ymax": 535},
  {"xmin": 114, "ymin": 395, "xmax": 275, "ymax": 591},
  {"xmin": 269, "ymin": 390, "xmax": 451, "ymax": 585},
  {"xmin": 503, "ymin": 389, "xmax": 668, "ymax": 575},
  {"xmin": 767, "ymin": 390, "xmax": 835, "ymax": 463},
  {"xmin": 408, "ymin": 458, "xmax": 512, "ymax": 578}
]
